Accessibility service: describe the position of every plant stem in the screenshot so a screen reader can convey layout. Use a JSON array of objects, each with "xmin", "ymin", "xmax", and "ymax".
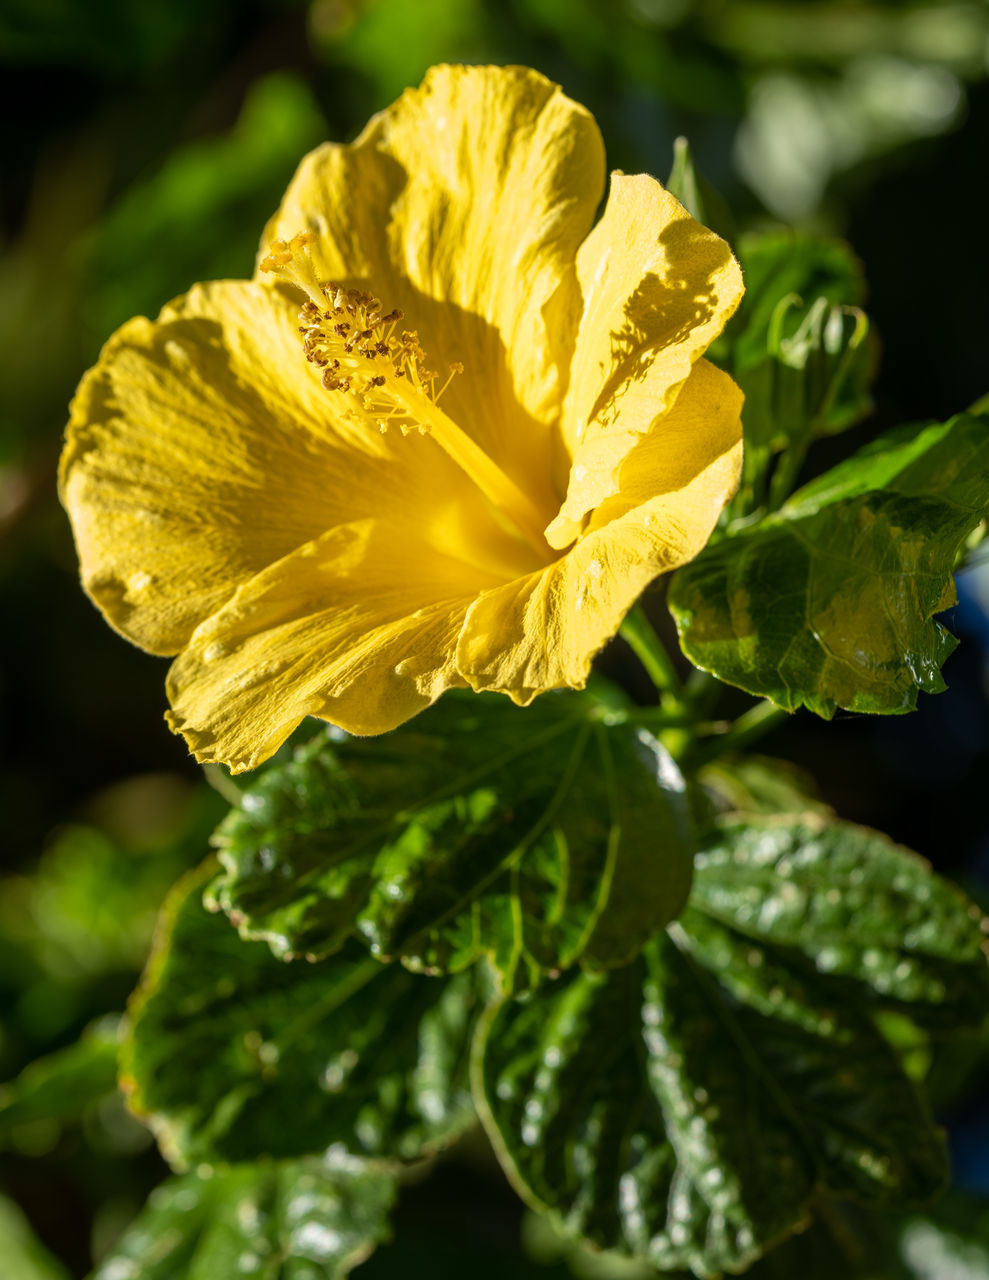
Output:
[
  {"xmin": 690, "ymin": 699, "xmax": 790, "ymax": 765},
  {"xmin": 620, "ymin": 604, "xmax": 685, "ymax": 707},
  {"xmin": 767, "ymin": 440, "xmax": 808, "ymax": 511}
]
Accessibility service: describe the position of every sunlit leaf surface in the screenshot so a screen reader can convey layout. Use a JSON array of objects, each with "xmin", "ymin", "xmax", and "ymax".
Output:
[
  {"xmin": 124, "ymin": 866, "xmax": 478, "ymax": 1167},
  {"xmin": 670, "ymin": 413, "xmax": 989, "ymax": 715},
  {"xmin": 92, "ymin": 1155, "xmax": 395, "ymax": 1280},
  {"xmin": 476, "ymin": 813, "xmax": 989, "ymax": 1276},
  {"xmin": 210, "ymin": 692, "xmax": 692, "ymax": 988}
]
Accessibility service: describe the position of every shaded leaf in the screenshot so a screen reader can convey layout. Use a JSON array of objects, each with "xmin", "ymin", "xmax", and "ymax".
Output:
[
  {"xmin": 729, "ymin": 232, "xmax": 865, "ymax": 374},
  {"xmin": 712, "ymin": 231, "xmax": 872, "ymax": 514},
  {"xmin": 0, "ymin": 1194, "xmax": 71, "ymax": 1280},
  {"xmin": 123, "ymin": 864, "xmax": 478, "ymax": 1168},
  {"xmin": 0, "ymin": 1016, "xmax": 119, "ymax": 1144},
  {"xmin": 666, "ymin": 136, "xmax": 736, "ymax": 244},
  {"xmin": 85, "ymin": 72, "xmax": 326, "ymax": 334},
  {"xmin": 91, "ymin": 1154, "xmax": 395, "ymax": 1280},
  {"xmin": 475, "ymin": 923, "xmax": 945, "ymax": 1279},
  {"xmin": 697, "ymin": 754, "xmax": 832, "ymax": 821},
  {"xmin": 669, "ymin": 413, "xmax": 989, "ymax": 716},
  {"xmin": 209, "ymin": 692, "xmax": 691, "ymax": 989}
]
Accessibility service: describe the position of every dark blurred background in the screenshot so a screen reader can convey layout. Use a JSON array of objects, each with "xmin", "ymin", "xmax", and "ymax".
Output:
[{"xmin": 2, "ymin": 0, "xmax": 988, "ymax": 1274}]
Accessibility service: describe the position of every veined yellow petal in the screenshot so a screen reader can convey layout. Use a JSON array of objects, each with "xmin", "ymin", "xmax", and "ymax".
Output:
[
  {"xmin": 259, "ymin": 64, "xmax": 605, "ymax": 517},
  {"xmin": 583, "ymin": 359, "xmax": 743, "ymax": 532},
  {"xmin": 456, "ymin": 437, "xmax": 741, "ymax": 702},
  {"xmin": 165, "ymin": 520, "xmax": 486, "ymax": 772},
  {"xmin": 60, "ymin": 278, "xmax": 528, "ymax": 655},
  {"xmin": 63, "ymin": 65, "xmax": 749, "ymax": 769},
  {"xmin": 547, "ymin": 172, "xmax": 743, "ymax": 548}
]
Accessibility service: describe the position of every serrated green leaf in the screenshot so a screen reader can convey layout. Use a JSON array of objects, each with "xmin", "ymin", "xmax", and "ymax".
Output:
[
  {"xmin": 90, "ymin": 1155, "xmax": 395, "ymax": 1280},
  {"xmin": 688, "ymin": 816, "xmax": 989, "ymax": 1020},
  {"xmin": 123, "ymin": 865, "xmax": 478, "ymax": 1168},
  {"xmin": 208, "ymin": 692, "xmax": 691, "ymax": 989},
  {"xmin": 0, "ymin": 1016, "xmax": 119, "ymax": 1144},
  {"xmin": 475, "ymin": 922, "xmax": 947, "ymax": 1279},
  {"xmin": 669, "ymin": 413, "xmax": 989, "ymax": 716}
]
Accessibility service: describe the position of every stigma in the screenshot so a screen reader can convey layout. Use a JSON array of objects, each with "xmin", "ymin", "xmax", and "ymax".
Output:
[{"xmin": 260, "ymin": 232, "xmax": 551, "ymax": 556}]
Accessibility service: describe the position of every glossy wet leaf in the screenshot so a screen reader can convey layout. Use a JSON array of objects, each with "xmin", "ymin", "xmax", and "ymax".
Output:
[
  {"xmin": 521, "ymin": 1190, "xmax": 989, "ymax": 1280},
  {"xmin": 669, "ymin": 413, "xmax": 989, "ymax": 716},
  {"xmin": 91, "ymin": 1155, "xmax": 395, "ymax": 1280},
  {"xmin": 124, "ymin": 865, "xmax": 478, "ymax": 1168},
  {"xmin": 209, "ymin": 692, "xmax": 691, "ymax": 989},
  {"xmin": 476, "ymin": 917, "xmax": 947, "ymax": 1279},
  {"xmin": 0, "ymin": 1017, "xmax": 119, "ymax": 1144},
  {"xmin": 688, "ymin": 816, "xmax": 989, "ymax": 1021}
]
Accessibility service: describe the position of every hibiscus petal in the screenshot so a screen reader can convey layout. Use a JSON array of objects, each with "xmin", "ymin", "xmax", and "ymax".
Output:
[
  {"xmin": 583, "ymin": 359, "xmax": 743, "ymax": 531},
  {"xmin": 547, "ymin": 173, "xmax": 743, "ymax": 548},
  {"xmin": 165, "ymin": 520, "xmax": 493, "ymax": 772},
  {"xmin": 60, "ymin": 279, "xmax": 518, "ymax": 655},
  {"xmin": 260, "ymin": 65, "xmax": 606, "ymax": 514},
  {"xmin": 456, "ymin": 421, "xmax": 742, "ymax": 702}
]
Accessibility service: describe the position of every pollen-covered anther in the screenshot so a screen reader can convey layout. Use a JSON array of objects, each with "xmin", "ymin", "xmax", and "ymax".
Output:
[{"xmin": 266, "ymin": 234, "xmax": 549, "ymax": 551}]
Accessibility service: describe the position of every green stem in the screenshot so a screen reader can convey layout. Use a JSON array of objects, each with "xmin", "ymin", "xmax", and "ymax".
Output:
[
  {"xmin": 620, "ymin": 604, "xmax": 685, "ymax": 707},
  {"xmin": 684, "ymin": 667, "xmax": 722, "ymax": 718},
  {"xmin": 767, "ymin": 439, "xmax": 808, "ymax": 512},
  {"xmin": 690, "ymin": 699, "xmax": 789, "ymax": 766}
]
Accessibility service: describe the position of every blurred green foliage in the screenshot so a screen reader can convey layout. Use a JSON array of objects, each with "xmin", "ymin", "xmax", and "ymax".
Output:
[{"xmin": 2, "ymin": 0, "xmax": 988, "ymax": 1275}]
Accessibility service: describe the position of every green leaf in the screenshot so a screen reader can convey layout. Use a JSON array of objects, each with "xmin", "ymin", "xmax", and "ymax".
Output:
[
  {"xmin": 669, "ymin": 413, "xmax": 989, "ymax": 716},
  {"xmin": 91, "ymin": 1155, "xmax": 395, "ymax": 1280},
  {"xmin": 688, "ymin": 816, "xmax": 989, "ymax": 1021},
  {"xmin": 698, "ymin": 754, "xmax": 832, "ymax": 821},
  {"xmin": 476, "ymin": 809, "xmax": 989, "ymax": 1275},
  {"xmin": 751, "ymin": 1192, "xmax": 989, "ymax": 1280},
  {"xmin": 752, "ymin": 293, "xmax": 870, "ymax": 448},
  {"xmin": 209, "ymin": 691, "xmax": 692, "ymax": 989},
  {"xmin": 665, "ymin": 137, "xmax": 736, "ymax": 244},
  {"xmin": 894, "ymin": 1193, "xmax": 989, "ymax": 1280},
  {"xmin": 0, "ymin": 1194, "xmax": 70, "ymax": 1280},
  {"xmin": 475, "ymin": 924, "xmax": 945, "ymax": 1279},
  {"xmin": 124, "ymin": 864, "xmax": 478, "ymax": 1168},
  {"xmin": 0, "ymin": 1016, "xmax": 119, "ymax": 1145},
  {"xmin": 729, "ymin": 232, "xmax": 865, "ymax": 377},
  {"xmin": 85, "ymin": 72, "xmax": 326, "ymax": 334},
  {"xmin": 715, "ymin": 231, "xmax": 872, "ymax": 512}
]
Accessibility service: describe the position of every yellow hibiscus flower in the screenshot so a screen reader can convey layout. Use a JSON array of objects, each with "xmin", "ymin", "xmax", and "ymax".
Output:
[{"xmin": 60, "ymin": 65, "xmax": 744, "ymax": 773}]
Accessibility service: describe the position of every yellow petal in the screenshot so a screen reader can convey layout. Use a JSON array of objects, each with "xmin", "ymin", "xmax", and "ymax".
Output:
[
  {"xmin": 547, "ymin": 172, "xmax": 743, "ymax": 548},
  {"xmin": 60, "ymin": 278, "xmax": 524, "ymax": 655},
  {"xmin": 584, "ymin": 359, "xmax": 744, "ymax": 532},
  {"xmin": 260, "ymin": 64, "xmax": 606, "ymax": 516},
  {"xmin": 166, "ymin": 520, "xmax": 495, "ymax": 772},
  {"xmin": 456, "ymin": 419, "xmax": 742, "ymax": 702}
]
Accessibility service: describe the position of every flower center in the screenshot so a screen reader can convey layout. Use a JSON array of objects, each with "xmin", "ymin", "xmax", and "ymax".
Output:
[{"xmin": 261, "ymin": 232, "xmax": 550, "ymax": 556}]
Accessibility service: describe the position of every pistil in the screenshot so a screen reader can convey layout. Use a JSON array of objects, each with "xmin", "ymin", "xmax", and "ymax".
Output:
[{"xmin": 261, "ymin": 233, "xmax": 550, "ymax": 556}]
